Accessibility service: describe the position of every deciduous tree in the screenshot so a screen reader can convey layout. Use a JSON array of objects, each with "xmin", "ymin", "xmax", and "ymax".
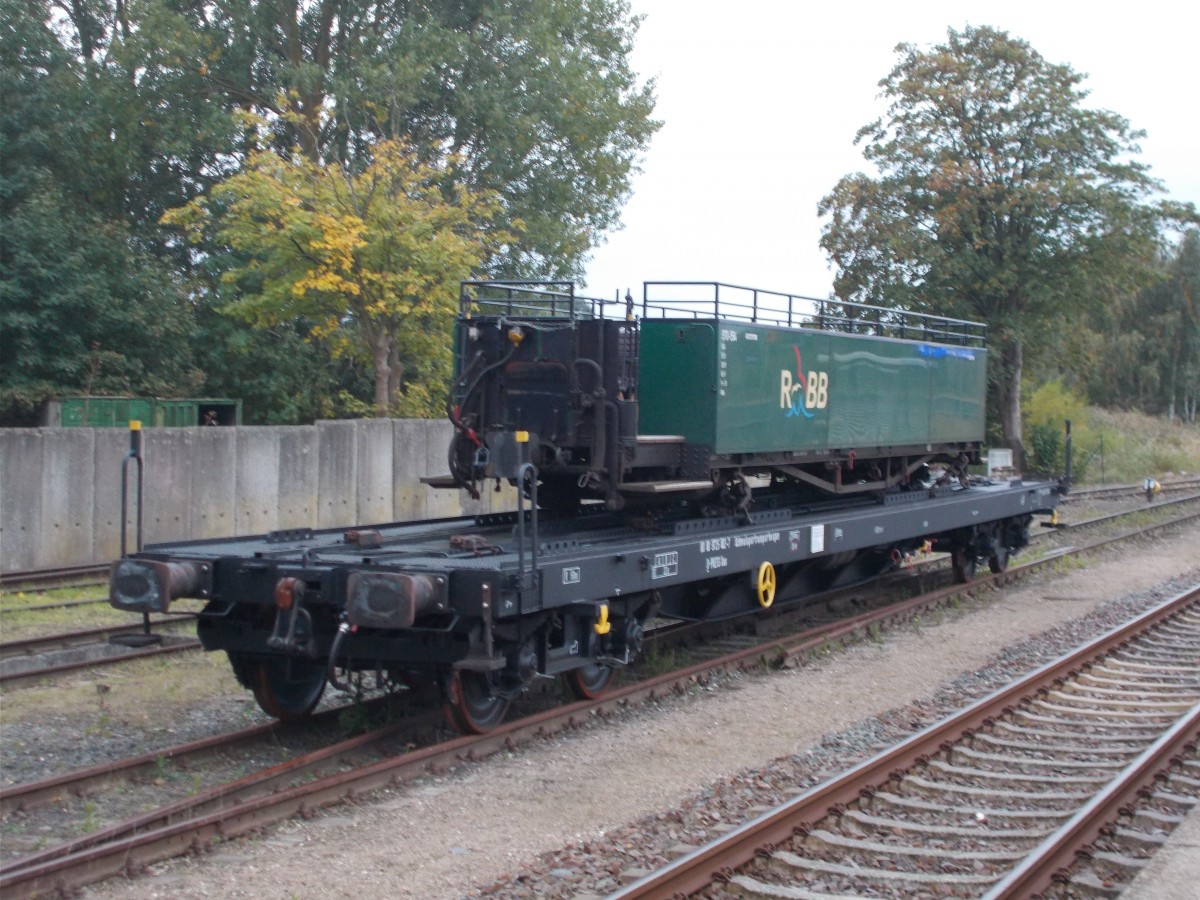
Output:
[
  {"xmin": 0, "ymin": 0, "xmax": 222, "ymax": 422},
  {"xmin": 168, "ymin": 0, "xmax": 658, "ymax": 278},
  {"xmin": 164, "ymin": 139, "xmax": 510, "ymax": 416},
  {"xmin": 819, "ymin": 26, "xmax": 1192, "ymax": 465},
  {"xmin": 2, "ymin": 0, "xmax": 656, "ymax": 423},
  {"xmin": 1076, "ymin": 232, "xmax": 1200, "ymax": 421}
]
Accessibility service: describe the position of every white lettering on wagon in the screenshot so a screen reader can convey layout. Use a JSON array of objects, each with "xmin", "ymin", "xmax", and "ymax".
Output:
[
  {"xmin": 562, "ymin": 566, "xmax": 581, "ymax": 585},
  {"xmin": 733, "ymin": 531, "xmax": 780, "ymax": 548}
]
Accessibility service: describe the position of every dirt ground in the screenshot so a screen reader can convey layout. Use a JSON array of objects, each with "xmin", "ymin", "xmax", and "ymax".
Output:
[{"xmin": 88, "ymin": 526, "xmax": 1200, "ymax": 899}]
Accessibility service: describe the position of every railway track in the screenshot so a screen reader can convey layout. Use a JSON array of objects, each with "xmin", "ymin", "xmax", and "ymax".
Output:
[
  {"xmin": 612, "ymin": 584, "xmax": 1200, "ymax": 899},
  {"xmin": 0, "ymin": 628, "xmax": 200, "ymax": 689},
  {"xmin": 1063, "ymin": 477, "xmax": 1200, "ymax": 503},
  {"xmin": 0, "ymin": 564, "xmax": 107, "ymax": 593},
  {"xmin": 0, "ymin": 698, "xmax": 426, "ymax": 820},
  {"xmin": 1, "ymin": 507, "xmax": 1197, "ymax": 898},
  {"xmin": 0, "ymin": 615, "xmax": 195, "ymax": 662}
]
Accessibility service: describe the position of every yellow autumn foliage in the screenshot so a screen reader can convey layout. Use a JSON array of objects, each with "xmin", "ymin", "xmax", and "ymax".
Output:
[{"xmin": 163, "ymin": 140, "xmax": 514, "ymax": 415}]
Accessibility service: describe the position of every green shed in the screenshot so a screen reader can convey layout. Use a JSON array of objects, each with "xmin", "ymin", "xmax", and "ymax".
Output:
[{"xmin": 45, "ymin": 397, "xmax": 242, "ymax": 428}]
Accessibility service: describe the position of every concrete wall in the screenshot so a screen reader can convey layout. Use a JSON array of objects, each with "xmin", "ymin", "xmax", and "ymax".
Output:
[{"xmin": 0, "ymin": 419, "xmax": 509, "ymax": 575}]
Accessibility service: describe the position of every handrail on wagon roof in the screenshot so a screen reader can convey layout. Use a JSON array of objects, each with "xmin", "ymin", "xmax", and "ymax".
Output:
[
  {"xmin": 460, "ymin": 280, "xmax": 586, "ymax": 318},
  {"xmin": 459, "ymin": 280, "xmax": 987, "ymax": 347},
  {"xmin": 642, "ymin": 282, "xmax": 987, "ymax": 347}
]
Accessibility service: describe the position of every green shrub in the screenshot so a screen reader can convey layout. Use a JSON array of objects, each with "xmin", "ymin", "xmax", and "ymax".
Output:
[
  {"xmin": 1020, "ymin": 394, "xmax": 1200, "ymax": 484},
  {"xmin": 1023, "ymin": 380, "xmax": 1092, "ymax": 478}
]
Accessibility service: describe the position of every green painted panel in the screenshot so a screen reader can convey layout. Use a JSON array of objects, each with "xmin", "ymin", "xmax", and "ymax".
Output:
[
  {"xmin": 56, "ymin": 398, "xmax": 243, "ymax": 428},
  {"xmin": 717, "ymin": 324, "xmax": 831, "ymax": 454},
  {"xmin": 825, "ymin": 336, "xmax": 932, "ymax": 448},
  {"xmin": 927, "ymin": 345, "xmax": 988, "ymax": 441},
  {"xmin": 640, "ymin": 320, "xmax": 985, "ymax": 456},
  {"xmin": 638, "ymin": 321, "xmax": 717, "ymax": 444},
  {"xmin": 59, "ymin": 398, "xmax": 154, "ymax": 428},
  {"xmin": 154, "ymin": 400, "xmax": 194, "ymax": 427}
]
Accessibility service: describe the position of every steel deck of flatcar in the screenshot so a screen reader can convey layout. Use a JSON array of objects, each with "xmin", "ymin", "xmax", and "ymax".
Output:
[{"xmin": 127, "ymin": 478, "xmax": 1059, "ymax": 615}]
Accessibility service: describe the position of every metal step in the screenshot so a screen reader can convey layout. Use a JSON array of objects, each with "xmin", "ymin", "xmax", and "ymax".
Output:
[
  {"xmin": 619, "ymin": 479, "xmax": 713, "ymax": 494},
  {"xmin": 635, "ymin": 434, "xmax": 685, "ymax": 444}
]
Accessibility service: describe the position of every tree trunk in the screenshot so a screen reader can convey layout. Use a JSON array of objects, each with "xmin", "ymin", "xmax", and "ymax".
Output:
[
  {"xmin": 994, "ymin": 336, "xmax": 1025, "ymax": 471},
  {"xmin": 388, "ymin": 340, "xmax": 403, "ymax": 410},
  {"xmin": 373, "ymin": 334, "xmax": 391, "ymax": 418},
  {"xmin": 1166, "ymin": 347, "xmax": 1178, "ymax": 421}
]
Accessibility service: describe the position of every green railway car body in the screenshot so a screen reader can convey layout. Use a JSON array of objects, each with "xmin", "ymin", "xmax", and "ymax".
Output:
[
  {"xmin": 448, "ymin": 281, "xmax": 988, "ymax": 511},
  {"xmin": 638, "ymin": 320, "xmax": 987, "ymax": 458}
]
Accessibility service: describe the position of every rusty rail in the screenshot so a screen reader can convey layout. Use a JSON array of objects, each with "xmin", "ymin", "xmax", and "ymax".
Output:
[
  {"xmin": 610, "ymin": 584, "xmax": 1200, "ymax": 898},
  {"xmin": 2, "ymin": 511, "xmax": 1197, "ymax": 897}
]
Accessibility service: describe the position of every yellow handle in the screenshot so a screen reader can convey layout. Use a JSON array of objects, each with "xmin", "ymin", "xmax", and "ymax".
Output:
[{"xmin": 756, "ymin": 562, "xmax": 776, "ymax": 608}]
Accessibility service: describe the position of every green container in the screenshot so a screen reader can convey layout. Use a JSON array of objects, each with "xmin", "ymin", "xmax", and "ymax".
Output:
[
  {"xmin": 638, "ymin": 320, "xmax": 986, "ymax": 456},
  {"xmin": 153, "ymin": 399, "xmax": 242, "ymax": 427},
  {"xmin": 51, "ymin": 397, "xmax": 242, "ymax": 428},
  {"xmin": 57, "ymin": 397, "xmax": 155, "ymax": 428}
]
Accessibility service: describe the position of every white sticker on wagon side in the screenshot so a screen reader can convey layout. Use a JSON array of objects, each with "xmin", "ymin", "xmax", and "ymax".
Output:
[{"xmin": 811, "ymin": 525, "xmax": 826, "ymax": 554}]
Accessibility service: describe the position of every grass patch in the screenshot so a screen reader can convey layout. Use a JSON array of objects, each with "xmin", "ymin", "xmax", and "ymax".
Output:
[
  {"xmin": 0, "ymin": 596, "xmax": 206, "ymax": 642},
  {"xmin": 0, "ymin": 584, "xmax": 106, "ymax": 609},
  {"xmin": 1075, "ymin": 409, "xmax": 1200, "ymax": 485},
  {"xmin": 637, "ymin": 643, "xmax": 684, "ymax": 677},
  {"xmin": 0, "ymin": 650, "xmax": 250, "ymax": 728},
  {"xmin": 0, "ymin": 604, "xmax": 139, "ymax": 642}
]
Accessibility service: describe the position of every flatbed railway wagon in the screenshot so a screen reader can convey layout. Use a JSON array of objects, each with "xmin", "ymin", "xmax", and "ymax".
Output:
[{"xmin": 109, "ymin": 282, "xmax": 1066, "ymax": 733}]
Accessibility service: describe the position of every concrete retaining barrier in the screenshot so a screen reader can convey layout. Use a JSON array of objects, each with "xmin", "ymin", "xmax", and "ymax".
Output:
[{"xmin": 0, "ymin": 419, "xmax": 509, "ymax": 575}]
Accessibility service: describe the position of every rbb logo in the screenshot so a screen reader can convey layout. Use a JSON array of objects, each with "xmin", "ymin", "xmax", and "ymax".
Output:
[{"xmin": 780, "ymin": 347, "xmax": 828, "ymax": 420}]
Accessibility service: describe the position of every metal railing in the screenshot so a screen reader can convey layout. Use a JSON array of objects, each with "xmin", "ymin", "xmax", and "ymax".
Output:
[
  {"xmin": 460, "ymin": 281, "xmax": 603, "ymax": 319},
  {"xmin": 459, "ymin": 280, "xmax": 987, "ymax": 347},
  {"xmin": 642, "ymin": 281, "xmax": 987, "ymax": 347}
]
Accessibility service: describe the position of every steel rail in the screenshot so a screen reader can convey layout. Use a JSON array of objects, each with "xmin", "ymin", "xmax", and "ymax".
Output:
[
  {"xmin": 0, "ymin": 565, "xmax": 108, "ymax": 590},
  {"xmin": 1, "ymin": 510, "xmax": 1196, "ymax": 898},
  {"xmin": 1, "ymin": 596, "xmax": 119, "ymax": 614},
  {"xmin": 0, "ymin": 714, "xmax": 446, "ymax": 881},
  {"xmin": 984, "ymin": 703, "xmax": 1200, "ymax": 898},
  {"xmin": 0, "ymin": 698, "xmax": 394, "ymax": 817},
  {"xmin": 0, "ymin": 615, "xmax": 194, "ymax": 660},
  {"xmin": 609, "ymin": 583, "xmax": 1200, "ymax": 899},
  {"xmin": 0, "ymin": 637, "xmax": 201, "ymax": 688},
  {"xmin": 1063, "ymin": 478, "xmax": 1200, "ymax": 502},
  {"xmin": 1051, "ymin": 491, "xmax": 1200, "ymax": 529}
]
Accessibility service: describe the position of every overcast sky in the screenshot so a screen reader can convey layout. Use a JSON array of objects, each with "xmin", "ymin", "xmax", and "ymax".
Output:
[{"xmin": 582, "ymin": 1, "xmax": 1199, "ymax": 302}]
